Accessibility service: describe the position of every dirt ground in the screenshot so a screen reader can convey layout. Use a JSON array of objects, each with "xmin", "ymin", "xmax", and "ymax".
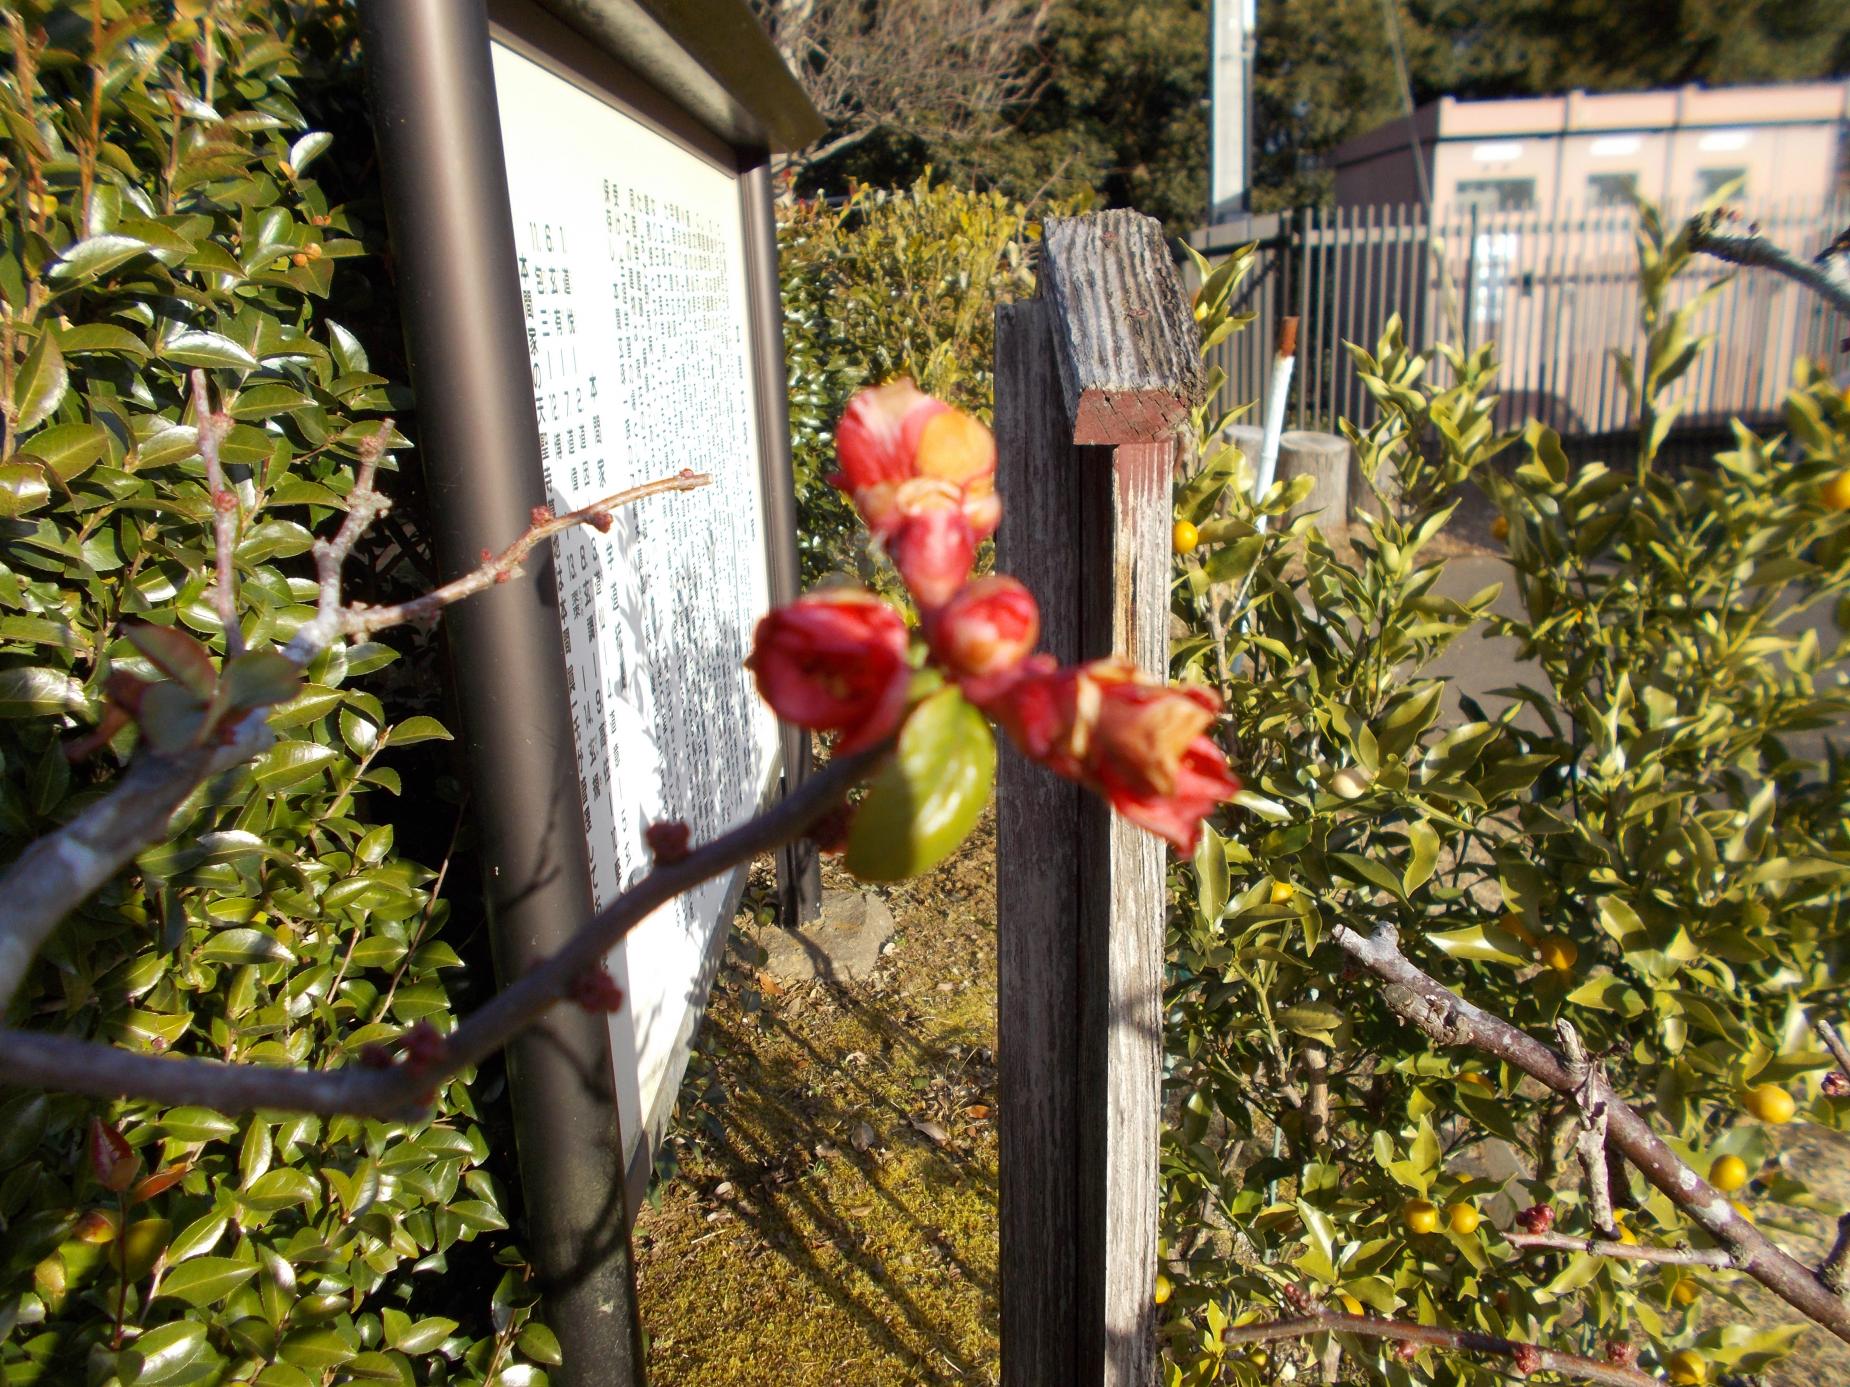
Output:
[{"xmin": 634, "ymin": 817, "xmax": 1002, "ymax": 1385}]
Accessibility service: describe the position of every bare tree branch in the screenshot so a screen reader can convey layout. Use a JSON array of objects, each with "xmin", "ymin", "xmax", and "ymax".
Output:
[
  {"xmin": 1815, "ymin": 1015, "xmax": 1850, "ymax": 1081},
  {"xmin": 1505, "ymin": 1232, "xmax": 1734, "ymax": 1268},
  {"xmin": 1559, "ymin": 1019, "xmax": 1618, "ymax": 1239},
  {"xmin": 1686, "ymin": 213, "xmax": 1850, "ymax": 317},
  {"xmin": 1219, "ymin": 1312, "xmax": 1660, "ymax": 1386},
  {"xmin": 755, "ymin": 0, "xmax": 1049, "ymax": 175},
  {"xmin": 1823, "ymin": 1214, "xmax": 1850, "ymax": 1298},
  {"xmin": 0, "ymin": 742, "xmax": 885, "ymax": 1117},
  {"xmin": 1333, "ymin": 922, "xmax": 1850, "ymax": 1346},
  {"xmin": 191, "ymin": 368, "xmax": 242, "ymax": 658}
]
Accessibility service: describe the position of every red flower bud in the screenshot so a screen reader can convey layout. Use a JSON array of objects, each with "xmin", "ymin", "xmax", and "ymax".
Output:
[
  {"xmin": 212, "ymin": 489, "xmax": 237, "ymax": 514},
  {"xmin": 987, "ymin": 659, "xmax": 1239, "ymax": 853},
  {"xmin": 1512, "ymin": 1343, "xmax": 1541, "ymax": 1376},
  {"xmin": 747, "ymin": 590, "xmax": 911, "ymax": 752},
  {"xmin": 569, "ymin": 965, "xmax": 626, "ymax": 1013},
  {"xmin": 928, "ymin": 576, "xmax": 1040, "ymax": 686},
  {"xmin": 88, "ymin": 1118, "xmax": 140, "ymax": 1194},
  {"xmin": 1393, "ymin": 1341, "xmax": 1418, "ymax": 1363},
  {"xmin": 530, "ymin": 504, "xmax": 555, "ymax": 527},
  {"xmin": 808, "ymin": 802, "xmax": 854, "ymax": 854},
  {"xmin": 1825, "ymin": 1070, "xmax": 1849, "ymax": 1097},
  {"xmin": 645, "ymin": 819, "xmax": 691, "ymax": 864},
  {"xmin": 1605, "ymin": 1339, "xmax": 1638, "ymax": 1367},
  {"xmin": 588, "ymin": 509, "xmax": 614, "ymax": 533},
  {"xmin": 1516, "ymin": 1203, "xmax": 1556, "ymax": 1234},
  {"xmin": 885, "ymin": 481, "xmax": 977, "ymax": 611},
  {"xmin": 832, "ymin": 381, "xmax": 998, "ymax": 606},
  {"xmin": 399, "ymin": 1021, "xmax": 448, "ymax": 1074}
]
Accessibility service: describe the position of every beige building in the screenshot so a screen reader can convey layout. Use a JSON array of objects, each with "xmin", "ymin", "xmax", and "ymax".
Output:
[{"xmin": 1333, "ymin": 82, "xmax": 1849, "ymax": 215}]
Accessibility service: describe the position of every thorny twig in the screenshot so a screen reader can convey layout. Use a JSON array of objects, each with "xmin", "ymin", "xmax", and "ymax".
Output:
[
  {"xmin": 1505, "ymin": 1232, "xmax": 1734, "ymax": 1269},
  {"xmin": 1332, "ymin": 921, "xmax": 1850, "ymax": 1346},
  {"xmin": 1685, "ymin": 212, "xmax": 1850, "ymax": 318},
  {"xmin": 1219, "ymin": 1312, "xmax": 1658, "ymax": 1387},
  {"xmin": 1559, "ymin": 1019, "xmax": 1618, "ymax": 1239}
]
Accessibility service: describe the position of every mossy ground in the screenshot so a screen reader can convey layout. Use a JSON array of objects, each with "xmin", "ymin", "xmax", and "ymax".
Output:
[{"xmin": 635, "ymin": 817, "xmax": 1001, "ymax": 1385}]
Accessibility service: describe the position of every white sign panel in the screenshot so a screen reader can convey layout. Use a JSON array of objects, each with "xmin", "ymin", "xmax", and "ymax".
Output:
[{"xmin": 490, "ymin": 39, "xmax": 782, "ymax": 1185}]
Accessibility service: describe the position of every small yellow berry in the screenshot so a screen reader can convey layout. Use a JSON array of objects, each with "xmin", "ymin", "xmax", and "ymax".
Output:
[
  {"xmin": 1153, "ymin": 1272, "xmax": 1171, "ymax": 1306},
  {"xmin": 1401, "ymin": 1199, "xmax": 1440, "ymax": 1236},
  {"xmin": 1708, "ymin": 1154, "xmax": 1749, "ymax": 1192},
  {"xmin": 1172, "ymin": 519, "xmax": 1200, "ymax": 554},
  {"xmin": 1269, "ymin": 879, "xmax": 1296, "ymax": 905},
  {"xmin": 1667, "ymin": 1348, "xmax": 1707, "ymax": 1385},
  {"xmin": 1672, "ymin": 1280, "xmax": 1699, "ymax": 1307},
  {"xmin": 1446, "ymin": 1202, "xmax": 1481, "ymax": 1235},
  {"xmin": 1537, "ymin": 933, "xmax": 1578, "ymax": 972},
  {"xmin": 1822, "ymin": 470, "xmax": 1850, "ymax": 511},
  {"xmin": 1498, "ymin": 912, "xmax": 1537, "ymax": 949},
  {"xmin": 1491, "ymin": 514, "xmax": 1510, "ymax": 542},
  {"xmin": 1743, "ymin": 1084, "xmax": 1796, "ymax": 1124}
]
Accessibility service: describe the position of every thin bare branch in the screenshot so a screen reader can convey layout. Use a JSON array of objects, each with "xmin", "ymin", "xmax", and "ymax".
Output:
[
  {"xmin": 0, "ymin": 742, "xmax": 886, "ymax": 1118},
  {"xmin": 1815, "ymin": 1015, "xmax": 1850, "ymax": 1081},
  {"xmin": 1505, "ymin": 1231, "xmax": 1734, "ymax": 1268},
  {"xmin": 1686, "ymin": 214, "xmax": 1850, "ymax": 317},
  {"xmin": 1219, "ymin": 1312, "xmax": 1659, "ymax": 1387},
  {"xmin": 1333, "ymin": 922, "xmax": 1850, "ymax": 1345},
  {"xmin": 337, "ymin": 470, "xmax": 711, "ymax": 640},
  {"xmin": 0, "ymin": 440, "xmax": 707, "ymax": 1011},
  {"xmin": 1559, "ymin": 1019, "xmax": 1618, "ymax": 1239},
  {"xmin": 191, "ymin": 368, "xmax": 242, "ymax": 658}
]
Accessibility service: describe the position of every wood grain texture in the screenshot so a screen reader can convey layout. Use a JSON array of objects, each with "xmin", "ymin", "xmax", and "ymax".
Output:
[
  {"xmin": 1041, "ymin": 209, "xmax": 1204, "ymax": 446},
  {"xmin": 995, "ymin": 298, "xmax": 1088, "ymax": 1385},
  {"xmin": 996, "ymin": 214, "xmax": 1191, "ymax": 1386},
  {"xmin": 1277, "ymin": 429, "xmax": 1351, "ymax": 527}
]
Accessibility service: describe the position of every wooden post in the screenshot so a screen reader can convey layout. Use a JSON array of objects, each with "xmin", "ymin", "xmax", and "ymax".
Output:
[{"xmin": 994, "ymin": 209, "xmax": 1203, "ymax": 1387}]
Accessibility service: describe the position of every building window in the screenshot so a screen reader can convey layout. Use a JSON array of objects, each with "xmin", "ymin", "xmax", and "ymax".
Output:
[
  {"xmin": 1588, "ymin": 172, "xmax": 1638, "ymax": 207},
  {"xmin": 1456, "ymin": 178, "xmax": 1535, "ymax": 212},
  {"xmin": 1696, "ymin": 167, "xmax": 1747, "ymax": 200}
]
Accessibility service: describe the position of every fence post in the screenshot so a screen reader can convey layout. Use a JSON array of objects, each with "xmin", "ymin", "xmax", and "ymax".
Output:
[{"xmin": 994, "ymin": 209, "xmax": 1203, "ymax": 1387}]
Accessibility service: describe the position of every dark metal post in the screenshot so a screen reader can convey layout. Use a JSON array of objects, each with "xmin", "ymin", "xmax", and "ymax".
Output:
[
  {"xmin": 739, "ymin": 158, "xmax": 822, "ymax": 928},
  {"xmin": 356, "ymin": 3, "xmax": 644, "ymax": 1382}
]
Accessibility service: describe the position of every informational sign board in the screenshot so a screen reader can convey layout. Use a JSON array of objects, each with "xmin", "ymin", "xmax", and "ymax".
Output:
[
  {"xmin": 361, "ymin": 2, "xmax": 819, "ymax": 1376},
  {"xmin": 488, "ymin": 36, "xmax": 783, "ymax": 1185}
]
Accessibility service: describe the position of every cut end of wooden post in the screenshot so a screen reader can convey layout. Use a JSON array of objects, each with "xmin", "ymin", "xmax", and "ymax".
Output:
[{"xmin": 1039, "ymin": 209, "xmax": 1205, "ymax": 446}]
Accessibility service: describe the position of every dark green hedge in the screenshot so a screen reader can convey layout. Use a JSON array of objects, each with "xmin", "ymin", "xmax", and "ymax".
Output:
[{"xmin": 0, "ymin": 5, "xmax": 550, "ymax": 1384}]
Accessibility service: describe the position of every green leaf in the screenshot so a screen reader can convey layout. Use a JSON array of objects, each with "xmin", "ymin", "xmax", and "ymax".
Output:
[
  {"xmin": 58, "ymin": 323, "xmax": 150, "ymax": 357},
  {"xmin": 13, "ymin": 332, "xmax": 67, "ymax": 431},
  {"xmin": 162, "ymin": 331, "xmax": 259, "ymax": 371},
  {"xmin": 384, "ymin": 1309, "xmax": 458, "ymax": 1355},
  {"xmin": 251, "ymin": 741, "xmax": 339, "ymax": 791},
  {"xmin": 1425, "ymin": 923, "xmax": 1531, "ymax": 966},
  {"xmin": 155, "ymin": 1256, "xmax": 259, "ymax": 1308},
  {"xmin": 17, "ymin": 420, "xmax": 110, "ymax": 480},
  {"xmin": 280, "ymin": 1326, "xmax": 355, "ymax": 1373},
  {"xmin": 162, "ymin": 1106, "xmax": 240, "ymax": 1141},
  {"xmin": 121, "ymin": 1319, "xmax": 209, "ymax": 1385},
  {"xmin": 289, "ymin": 131, "xmax": 333, "ymax": 173},
  {"xmin": 167, "ymin": 1211, "xmax": 228, "ymax": 1262},
  {"xmin": 844, "ymin": 688, "xmax": 995, "ymax": 881},
  {"xmin": 0, "ymin": 461, "xmax": 51, "ymax": 517},
  {"xmin": 128, "ymin": 624, "xmax": 218, "ymax": 697},
  {"xmin": 0, "ymin": 666, "xmax": 87, "ymax": 717},
  {"xmin": 384, "ymin": 715, "xmax": 452, "ymax": 746},
  {"xmin": 49, "ymin": 234, "xmax": 152, "ymax": 281},
  {"xmin": 198, "ymin": 927, "xmax": 294, "ymax": 965},
  {"xmin": 222, "ymin": 650, "xmax": 301, "ymax": 710},
  {"xmin": 517, "ymin": 1323, "xmax": 563, "ymax": 1366},
  {"xmin": 1404, "ymin": 820, "xmax": 1440, "ymax": 895}
]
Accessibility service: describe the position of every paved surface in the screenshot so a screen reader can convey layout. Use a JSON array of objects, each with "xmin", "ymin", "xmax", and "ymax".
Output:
[{"xmin": 758, "ymin": 889, "xmax": 898, "ymax": 984}]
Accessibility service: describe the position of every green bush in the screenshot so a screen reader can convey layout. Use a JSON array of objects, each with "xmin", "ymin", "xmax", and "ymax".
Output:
[
  {"xmin": 0, "ymin": 5, "xmax": 551, "ymax": 1384},
  {"xmin": 776, "ymin": 176, "xmax": 1041, "ymax": 586},
  {"xmin": 1161, "ymin": 209, "xmax": 1850, "ymax": 1382}
]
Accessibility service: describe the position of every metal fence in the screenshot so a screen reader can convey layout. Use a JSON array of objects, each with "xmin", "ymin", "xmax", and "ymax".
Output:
[{"xmin": 1190, "ymin": 197, "xmax": 1849, "ymax": 442}]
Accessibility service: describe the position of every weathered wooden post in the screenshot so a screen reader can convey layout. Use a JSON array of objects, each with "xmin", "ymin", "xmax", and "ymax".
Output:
[
  {"xmin": 1277, "ymin": 429, "xmax": 1352, "ymax": 525},
  {"xmin": 994, "ymin": 209, "xmax": 1203, "ymax": 1386}
]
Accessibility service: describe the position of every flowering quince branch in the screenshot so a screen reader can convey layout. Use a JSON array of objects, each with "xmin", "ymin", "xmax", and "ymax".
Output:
[
  {"xmin": 0, "ymin": 742, "xmax": 887, "ymax": 1117},
  {"xmin": 0, "ymin": 417, "xmax": 708, "ymax": 1014},
  {"xmin": 747, "ymin": 378, "xmax": 1240, "ymax": 864},
  {"xmin": 1218, "ymin": 1312, "xmax": 1661, "ymax": 1387},
  {"xmin": 1333, "ymin": 921, "xmax": 1850, "ymax": 1345}
]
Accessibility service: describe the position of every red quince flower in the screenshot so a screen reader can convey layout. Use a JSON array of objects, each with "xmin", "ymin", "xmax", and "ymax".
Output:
[
  {"xmin": 986, "ymin": 658, "xmax": 1238, "ymax": 853},
  {"xmin": 746, "ymin": 590, "xmax": 912, "ymax": 752},
  {"xmin": 927, "ymin": 576, "xmax": 1041, "ymax": 689},
  {"xmin": 833, "ymin": 380, "xmax": 998, "ymax": 608}
]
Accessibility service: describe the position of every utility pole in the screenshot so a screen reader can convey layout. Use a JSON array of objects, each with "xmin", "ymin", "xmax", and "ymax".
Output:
[{"xmin": 1209, "ymin": 0, "xmax": 1256, "ymax": 224}]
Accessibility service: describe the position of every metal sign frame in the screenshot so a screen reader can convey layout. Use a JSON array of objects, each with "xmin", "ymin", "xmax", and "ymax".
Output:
[{"xmin": 358, "ymin": 2, "xmax": 820, "ymax": 1379}]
